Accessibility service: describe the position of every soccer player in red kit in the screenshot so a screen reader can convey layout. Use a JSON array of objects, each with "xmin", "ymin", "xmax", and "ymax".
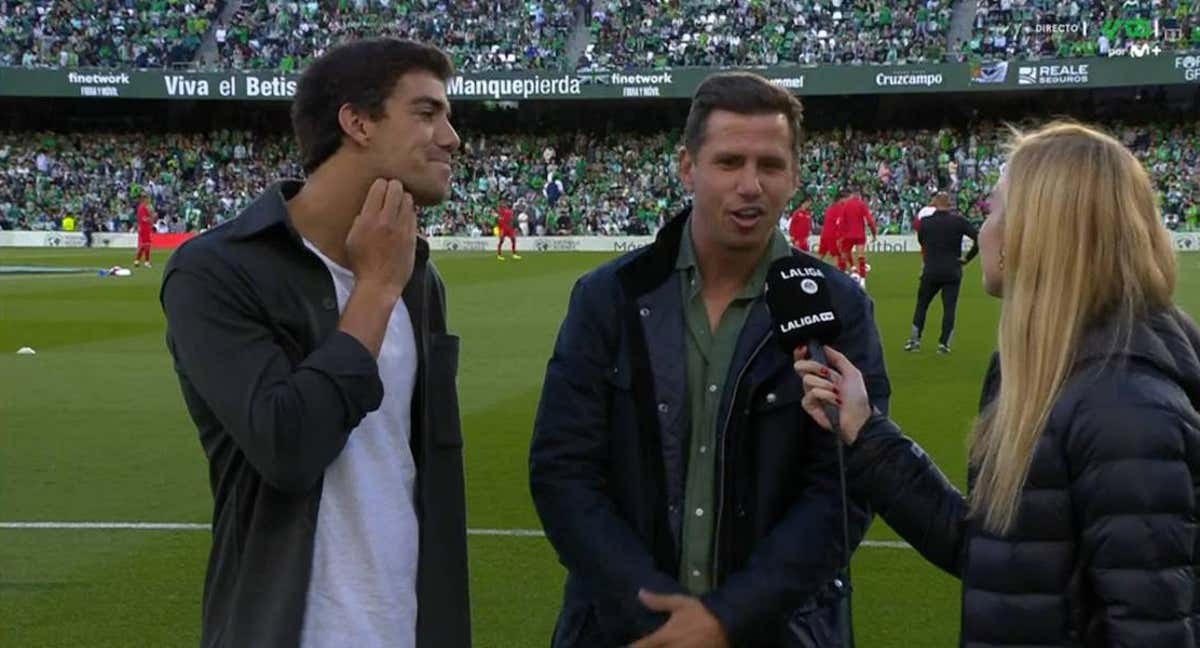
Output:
[
  {"xmin": 788, "ymin": 197, "xmax": 812, "ymax": 251},
  {"xmin": 818, "ymin": 200, "xmax": 842, "ymax": 265},
  {"xmin": 496, "ymin": 201, "xmax": 521, "ymax": 260},
  {"xmin": 134, "ymin": 195, "xmax": 154, "ymax": 268},
  {"xmin": 836, "ymin": 189, "xmax": 876, "ymax": 279}
]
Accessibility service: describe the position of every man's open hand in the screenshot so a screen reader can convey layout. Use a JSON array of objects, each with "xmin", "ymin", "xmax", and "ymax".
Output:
[{"xmin": 630, "ymin": 590, "xmax": 729, "ymax": 648}]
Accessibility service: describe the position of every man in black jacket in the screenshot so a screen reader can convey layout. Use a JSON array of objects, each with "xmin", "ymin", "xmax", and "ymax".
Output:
[
  {"xmin": 160, "ymin": 38, "xmax": 469, "ymax": 648},
  {"xmin": 905, "ymin": 192, "xmax": 979, "ymax": 354},
  {"xmin": 530, "ymin": 72, "xmax": 891, "ymax": 647}
]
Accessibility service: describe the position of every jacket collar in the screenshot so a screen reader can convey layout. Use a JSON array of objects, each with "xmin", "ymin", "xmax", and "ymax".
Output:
[
  {"xmin": 1074, "ymin": 307, "xmax": 1200, "ymax": 409},
  {"xmin": 620, "ymin": 204, "xmax": 795, "ymax": 300},
  {"xmin": 983, "ymin": 307, "xmax": 1200, "ymax": 412},
  {"xmin": 228, "ymin": 179, "xmax": 302, "ymax": 241},
  {"xmin": 229, "ymin": 178, "xmax": 430, "ymax": 263},
  {"xmin": 619, "ymin": 205, "xmax": 691, "ymax": 298}
]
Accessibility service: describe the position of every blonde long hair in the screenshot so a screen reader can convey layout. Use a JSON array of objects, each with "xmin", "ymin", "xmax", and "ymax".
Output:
[{"xmin": 968, "ymin": 121, "xmax": 1177, "ymax": 534}]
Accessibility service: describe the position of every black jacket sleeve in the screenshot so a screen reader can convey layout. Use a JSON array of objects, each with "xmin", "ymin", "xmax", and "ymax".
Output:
[
  {"xmin": 699, "ymin": 283, "xmax": 892, "ymax": 641},
  {"xmin": 529, "ymin": 275, "xmax": 687, "ymax": 640},
  {"xmin": 843, "ymin": 415, "xmax": 969, "ymax": 576},
  {"xmin": 841, "ymin": 285, "xmax": 893, "ymax": 417},
  {"xmin": 961, "ymin": 218, "xmax": 979, "ymax": 264},
  {"xmin": 1066, "ymin": 401, "xmax": 1197, "ymax": 646},
  {"xmin": 161, "ymin": 253, "xmax": 383, "ymax": 493}
]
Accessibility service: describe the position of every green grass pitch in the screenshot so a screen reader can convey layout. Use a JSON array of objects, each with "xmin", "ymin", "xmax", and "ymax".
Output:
[{"xmin": 2, "ymin": 246, "xmax": 1198, "ymax": 647}]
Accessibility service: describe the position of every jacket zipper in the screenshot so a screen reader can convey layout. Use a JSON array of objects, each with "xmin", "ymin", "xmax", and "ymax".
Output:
[{"xmin": 712, "ymin": 332, "xmax": 772, "ymax": 580}]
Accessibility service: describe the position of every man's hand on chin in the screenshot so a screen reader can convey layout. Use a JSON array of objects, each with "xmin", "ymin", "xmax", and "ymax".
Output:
[{"xmin": 629, "ymin": 589, "xmax": 730, "ymax": 648}]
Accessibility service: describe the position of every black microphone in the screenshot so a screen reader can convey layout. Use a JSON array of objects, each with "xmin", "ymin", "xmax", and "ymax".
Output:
[
  {"xmin": 764, "ymin": 255, "xmax": 843, "ymax": 430},
  {"xmin": 765, "ymin": 254, "xmax": 855, "ymax": 620}
]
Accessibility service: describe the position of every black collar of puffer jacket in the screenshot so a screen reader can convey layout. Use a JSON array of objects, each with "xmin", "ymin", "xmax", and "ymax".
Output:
[{"xmin": 1073, "ymin": 306, "xmax": 1200, "ymax": 411}]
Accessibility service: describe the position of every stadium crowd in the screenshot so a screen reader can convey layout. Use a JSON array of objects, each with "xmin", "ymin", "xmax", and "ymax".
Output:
[
  {"xmin": 0, "ymin": 0, "xmax": 222, "ymax": 68},
  {"xmin": 215, "ymin": 0, "xmax": 577, "ymax": 72},
  {"xmin": 6, "ymin": 0, "xmax": 1200, "ymax": 72},
  {"xmin": 963, "ymin": 0, "xmax": 1200, "ymax": 60},
  {"xmin": 579, "ymin": 0, "xmax": 955, "ymax": 69},
  {"xmin": 3, "ymin": 122, "xmax": 1198, "ymax": 237}
]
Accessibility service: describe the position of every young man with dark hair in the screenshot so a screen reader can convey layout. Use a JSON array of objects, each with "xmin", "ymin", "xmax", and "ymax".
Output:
[
  {"xmin": 531, "ymin": 71, "xmax": 891, "ymax": 647},
  {"xmin": 160, "ymin": 38, "xmax": 469, "ymax": 648}
]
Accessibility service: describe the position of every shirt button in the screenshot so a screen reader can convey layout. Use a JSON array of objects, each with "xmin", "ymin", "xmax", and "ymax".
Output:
[
  {"xmin": 639, "ymin": 307, "xmax": 651, "ymax": 317},
  {"xmin": 658, "ymin": 402, "xmax": 669, "ymax": 413},
  {"xmin": 699, "ymin": 445, "xmax": 707, "ymax": 454},
  {"xmin": 695, "ymin": 508, "xmax": 704, "ymax": 517},
  {"xmin": 766, "ymin": 392, "xmax": 777, "ymax": 404},
  {"xmin": 692, "ymin": 569, "xmax": 702, "ymax": 578},
  {"xmin": 708, "ymin": 384, "xmax": 718, "ymax": 393}
]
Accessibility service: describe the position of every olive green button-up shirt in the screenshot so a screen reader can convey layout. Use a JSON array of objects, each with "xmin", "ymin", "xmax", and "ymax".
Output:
[{"xmin": 675, "ymin": 219, "xmax": 791, "ymax": 594}]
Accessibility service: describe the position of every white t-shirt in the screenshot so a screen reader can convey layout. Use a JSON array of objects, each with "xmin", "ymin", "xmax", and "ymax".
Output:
[{"xmin": 300, "ymin": 240, "xmax": 420, "ymax": 648}]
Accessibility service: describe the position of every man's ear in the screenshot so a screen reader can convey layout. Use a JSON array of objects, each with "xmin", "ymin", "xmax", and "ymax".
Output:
[
  {"xmin": 337, "ymin": 103, "xmax": 371, "ymax": 148},
  {"xmin": 678, "ymin": 146, "xmax": 694, "ymax": 193}
]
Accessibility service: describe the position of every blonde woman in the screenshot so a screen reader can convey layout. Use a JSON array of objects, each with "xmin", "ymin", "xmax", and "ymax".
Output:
[{"xmin": 796, "ymin": 121, "xmax": 1200, "ymax": 646}]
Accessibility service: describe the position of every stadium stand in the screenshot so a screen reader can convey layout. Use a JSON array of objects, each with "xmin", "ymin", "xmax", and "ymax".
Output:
[
  {"xmin": 214, "ymin": 0, "xmax": 578, "ymax": 72},
  {"xmin": 4, "ymin": 0, "xmax": 1199, "ymax": 71},
  {"xmin": 1, "ymin": 0, "xmax": 957, "ymax": 71},
  {"xmin": 3, "ymin": 122, "xmax": 1197, "ymax": 236},
  {"xmin": 0, "ymin": 0, "xmax": 222, "ymax": 68},
  {"xmin": 578, "ymin": 0, "xmax": 956, "ymax": 69},
  {"xmin": 962, "ymin": 0, "xmax": 1200, "ymax": 61}
]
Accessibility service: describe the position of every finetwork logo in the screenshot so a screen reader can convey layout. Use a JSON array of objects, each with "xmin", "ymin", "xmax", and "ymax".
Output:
[
  {"xmin": 611, "ymin": 72, "xmax": 674, "ymax": 97},
  {"xmin": 66, "ymin": 72, "xmax": 131, "ymax": 85},
  {"xmin": 611, "ymin": 72, "xmax": 673, "ymax": 85},
  {"xmin": 1018, "ymin": 64, "xmax": 1089, "ymax": 85},
  {"xmin": 66, "ymin": 71, "xmax": 131, "ymax": 97}
]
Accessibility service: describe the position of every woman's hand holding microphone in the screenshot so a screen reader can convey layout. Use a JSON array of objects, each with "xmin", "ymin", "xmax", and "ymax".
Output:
[{"xmin": 793, "ymin": 345, "xmax": 872, "ymax": 446}]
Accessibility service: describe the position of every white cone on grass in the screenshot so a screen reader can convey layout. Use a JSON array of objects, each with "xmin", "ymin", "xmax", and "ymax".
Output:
[{"xmin": 16, "ymin": 347, "xmax": 36, "ymax": 355}]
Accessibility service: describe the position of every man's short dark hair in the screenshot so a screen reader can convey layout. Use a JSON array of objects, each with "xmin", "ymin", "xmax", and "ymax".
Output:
[
  {"xmin": 682, "ymin": 72, "xmax": 804, "ymax": 162},
  {"xmin": 291, "ymin": 38, "xmax": 454, "ymax": 174}
]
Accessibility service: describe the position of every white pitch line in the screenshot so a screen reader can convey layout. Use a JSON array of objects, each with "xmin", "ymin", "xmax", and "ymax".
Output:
[
  {"xmin": 465, "ymin": 528, "xmax": 546, "ymax": 537},
  {"xmin": 1, "ymin": 522, "xmax": 208, "ymax": 530},
  {"xmin": 0, "ymin": 522, "xmax": 911, "ymax": 549}
]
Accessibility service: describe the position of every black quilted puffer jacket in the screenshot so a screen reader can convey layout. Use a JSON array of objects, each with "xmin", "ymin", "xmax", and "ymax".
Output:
[{"xmin": 847, "ymin": 307, "xmax": 1200, "ymax": 647}]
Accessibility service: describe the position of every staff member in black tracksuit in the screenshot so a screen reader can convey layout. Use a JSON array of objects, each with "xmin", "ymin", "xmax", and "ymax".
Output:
[{"xmin": 905, "ymin": 192, "xmax": 978, "ymax": 354}]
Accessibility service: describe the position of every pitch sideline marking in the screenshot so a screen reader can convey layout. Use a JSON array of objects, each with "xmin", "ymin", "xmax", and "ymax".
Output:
[{"xmin": 0, "ymin": 522, "xmax": 910, "ymax": 549}]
